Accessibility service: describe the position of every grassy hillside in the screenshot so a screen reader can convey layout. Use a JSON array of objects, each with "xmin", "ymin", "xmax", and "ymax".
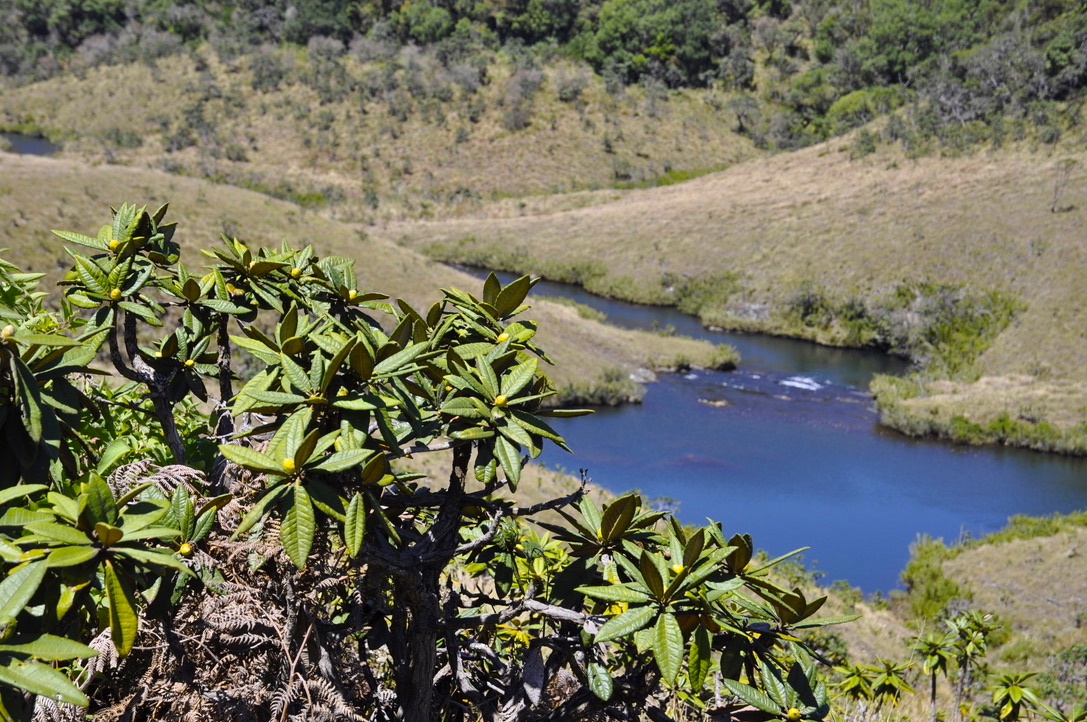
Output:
[
  {"xmin": 387, "ymin": 137, "xmax": 1087, "ymax": 451},
  {"xmin": 0, "ymin": 152, "xmax": 736, "ymax": 398},
  {"xmin": 0, "ymin": 50, "xmax": 756, "ymax": 222}
]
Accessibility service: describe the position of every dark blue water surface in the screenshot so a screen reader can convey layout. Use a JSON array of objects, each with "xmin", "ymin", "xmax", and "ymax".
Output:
[
  {"xmin": 466, "ymin": 269, "xmax": 1087, "ymax": 593},
  {"xmin": 1, "ymin": 132, "xmax": 59, "ymax": 156}
]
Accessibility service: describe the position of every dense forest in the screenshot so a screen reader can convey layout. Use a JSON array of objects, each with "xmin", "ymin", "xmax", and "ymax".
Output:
[{"xmin": 3, "ymin": 0, "xmax": 1086, "ymax": 151}]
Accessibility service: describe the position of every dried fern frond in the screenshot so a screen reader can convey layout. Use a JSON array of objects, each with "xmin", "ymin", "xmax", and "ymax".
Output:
[{"xmin": 107, "ymin": 459, "xmax": 205, "ymax": 497}]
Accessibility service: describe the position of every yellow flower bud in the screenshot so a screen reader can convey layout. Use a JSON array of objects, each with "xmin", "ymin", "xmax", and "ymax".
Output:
[
  {"xmin": 282, "ymin": 458, "xmax": 296, "ymax": 474},
  {"xmin": 154, "ymin": 351, "xmax": 163, "ymax": 358},
  {"xmin": 496, "ymin": 332, "xmax": 510, "ymax": 343},
  {"xmin": 109, "ymin": 239, "xmax": 121, "ymax": 251},
  {"xmin": 184, "ymin": 359, "xmax": 195, "ymax": 367},
  {"xmin": 337, "ymin": 387, "xmax": 348, "ymax": 397},
  {"xmin": 109, "ymin": 288, "xmax": 122, "ymax": 300},
  {"xmin": 179, "ymin": 542, "xmax": 194, "ymax": 556},
  {"xmin": 671, "ymin": 564, "xmax": 685, "ymax": 574},
  {"xmin": 494, "ymin": 394, "xmax": 508, "ymax": 407},
  {"xmin": 348, "ymin": 289, "xmax": 358, "ymax": 301},
  {"xmin": 290, "ymin": 267, "xmax": 302, "ymax": 278},
  {"xmin": 787, "ymin": 709, "xmax": 802, "ymax": 721},
  {"xmin": 0, "ymin": 325, "xmax": 14, "ymax": 339}
]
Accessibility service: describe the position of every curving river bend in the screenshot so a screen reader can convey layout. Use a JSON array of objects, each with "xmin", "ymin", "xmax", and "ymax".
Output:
[{"xmin": 474, "ymin": 270, "xmax": 1087, "ymax": 593}]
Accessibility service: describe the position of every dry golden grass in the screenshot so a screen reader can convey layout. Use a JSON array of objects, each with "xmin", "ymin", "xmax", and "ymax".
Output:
[
  {"xmin": 0, "ymin": 152, "xmax": 730, "ymax": 391},
  {"xmin": 944, "ymin": 528, "xmax": 1087, "ymax": 669},
  {"xmin": 895, "ymin": 375, "xmax": 1087, "ymax": 433}
]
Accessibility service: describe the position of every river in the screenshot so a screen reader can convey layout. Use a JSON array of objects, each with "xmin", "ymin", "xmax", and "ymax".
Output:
[{"xmin": 469, "ymin": 269, "xmax": 1087, "ymax": 593}]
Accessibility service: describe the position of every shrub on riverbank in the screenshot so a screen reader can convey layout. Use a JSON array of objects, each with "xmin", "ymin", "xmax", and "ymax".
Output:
[{"xmin": 872, "ymin": 375, "xmax": 1087, "ymax": 455}]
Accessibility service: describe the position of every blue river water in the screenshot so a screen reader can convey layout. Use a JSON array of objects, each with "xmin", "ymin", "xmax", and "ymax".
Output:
[{"xmin": 468, "ymin": 269, "xmax": 1087, "ymax": 593}]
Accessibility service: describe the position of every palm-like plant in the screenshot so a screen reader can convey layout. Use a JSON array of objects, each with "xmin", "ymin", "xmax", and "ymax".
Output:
[
  {"xmin": 870, "ymin": 658, "xmax": 915, "ymax": 712},
  {"xmin": 912, "ymin": 630, "xmax": 956, "ymax": 722},
  {"xmin": 947, "ymin": 611, "xmax": 999, "ymax": 722},
  {"xmin": 833, "ymin": 661, "xmax": 875, "ymax": 722},
  {"xmin": 987, "ymin": 672, "xmax": 1041, "ymax": 722}
]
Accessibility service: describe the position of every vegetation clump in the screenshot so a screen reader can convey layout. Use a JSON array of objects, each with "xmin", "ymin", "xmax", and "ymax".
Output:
[{"xmin": 0, "ymin": 204, "xmax": 847, "ymax": 721}]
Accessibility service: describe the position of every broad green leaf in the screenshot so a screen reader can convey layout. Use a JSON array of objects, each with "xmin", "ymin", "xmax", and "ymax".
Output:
[
  {"xmin": 96, "ymin": 439, "xmax": 131, "ymax": 474},
  {"xmin": 748, "ymin": 547, "xmax": 810, "ymax": 575},
  {"xmin": 218, "ymin": 444, "xmax": 286, "ymax": 475},
  {"xmin": 95, "ymin": 522, "xmax": 124, "ymax": 547},
  {"xmin": 537, "ymin": 407, "xmax": 594, "ymax": 418},
  {"xmin": 305, "ymin": 480, "xmax": 346, "ymax": 522},
  {"xmin": 22, "ymin": 522, "xmax": 89, "ymax": 546},
  {"xmin": 0, "ymin": 562, "xmax": 47, "ymax": 619},
  {"xmin": 10, "ymin": 332, "xmax": 82, "ymax": 348},
  {"xmin": 575, "ymin": 585, "xmax": 651, "ymax": 603},
  {"xmin": 0, "ymin": 659, "xmax": 89, "ymax": 706},
  {"xmin": 639, "ymin": 552, "xmax": 666, "ymax": 600},
  {"xmin": 232, "ymin": 485, "xmax": 290, "ymax": 538},
  {"xmin": 103, "ymin": 561, "xmax": 138, "ymax": 656},
  {"xmin": 689, "ymin": 625, "xmax": 712, "ymax": 689},
  {"xmin": 499, "ymin": 358, "xmax": 537, "ymax": 398},
  {"xmin": 10, "ymin": 356, "xmax": 44, "ymax": 443},
  {"xmin": 482, "ymin": 273, "xmax": 501, "ymax": 305},
  {"xmin": 344, "ymin": 493, "xmax": 365, "ymax": 557},
  {"xmin": 595, "ymin": 605, "xmax": 656, "ymax": 643},
  {"xmin": 313, "ymin": 449, "xmax": 371, "ymax": 473},
  {"xmin": 653, "ymin": 613, "xmax": 684, "ymax": 683},
  {"xmin": 111, "ymin": 547, "xmax": 194, "ymax": 576},
  {"xmin": 279, "ymin": 353, "xmax": 311, "ymax": 392},
  {"xmin": 0, "ymin": 634, "xmax": 98, "ymax": 661},
  {"xmin": 791, "ymin": 614, "xmax": 861, "ymax": 629},
  {"xmin": 244, "ymin": 390, "xmax": 307, "ymax": 406},
  {"xmin": 82, "ymin": 474, "xmax": 117, "ymax": 527},
  {"xmin": 493, "ymin": 436, "xmax": 522, "ymax": 486},
  {"xmin": 498, "ymin": 420, "xmax": 533, "ymax": 449},
  {"xmin": 331, "ymin": 395, "xmax": 385, "ymax": 411},
  {"xmin": 599, "ymin": 495, "xmax": 638, "ymax": 543},
  {"xmin": 441, "ymin": 398, "xmax": 487, "ymax": 419},
  {"xmin": 45, "ymin": 546, "xmax": 98, "ymax": 568},
  {"xmin": 494, "ymin": 276, "xmax": 532, "ymax": 317},
  {"xmin": 373, "ymin": 341, "xmax": 428, "ymax": 377},
  {"xmin": 720, "ymin": 678, "xmax": 780, "ymax": 715},
  {"xmin": 475, "ymin": 357, "xmax": 500, "ymax": 398},
  {"xmin": 587, "ymin": 662, "xmax": 613, "ymax": 701},
  {"xmin": 508, "ymin": 410, "xmax": 567, "ymax": 449},
  {"xmin": 118, "ymin": 301, "xmax": 162, "ymax": 326},
  {"xmin": 281, "ymin": 485, "xmax": 316, "ymax": 569},
  {"xmin": 577, "ymin": 497, "xmax": 603, "ymax": 539},
  {"xmin": 449, "ymin": 427, "xmax": 494, "ymax": 440},
  {"xmin": 52, "ymin": 229, "xmax": 106, "ymax": 250},
  {"xmin": 759, "ymin": 658, "xmax": 789, "ymax": 708}
]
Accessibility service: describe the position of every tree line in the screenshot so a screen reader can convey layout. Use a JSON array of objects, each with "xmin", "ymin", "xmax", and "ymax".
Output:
[{"xmin": 2, "ymin": 0, "xmax": 1086, "ymax": 151}]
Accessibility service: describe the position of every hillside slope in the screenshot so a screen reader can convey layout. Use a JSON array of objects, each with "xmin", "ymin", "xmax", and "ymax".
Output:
[
  {"xmin": 386, "ymin": 140, "xmax": 1087, "ymax": 446},
  {"xmin": 0, "ymin": 152, "xmax": 734, "ymax": 396},
  {"xmin": 0, "ymin": 52, "xmax": 757, "ymax": 222}
]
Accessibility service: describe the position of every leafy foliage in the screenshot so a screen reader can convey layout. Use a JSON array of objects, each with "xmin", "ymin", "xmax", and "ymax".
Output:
[{"xmin": 0, "ymin": 203, "xmax": 853, "ymax": 720}]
